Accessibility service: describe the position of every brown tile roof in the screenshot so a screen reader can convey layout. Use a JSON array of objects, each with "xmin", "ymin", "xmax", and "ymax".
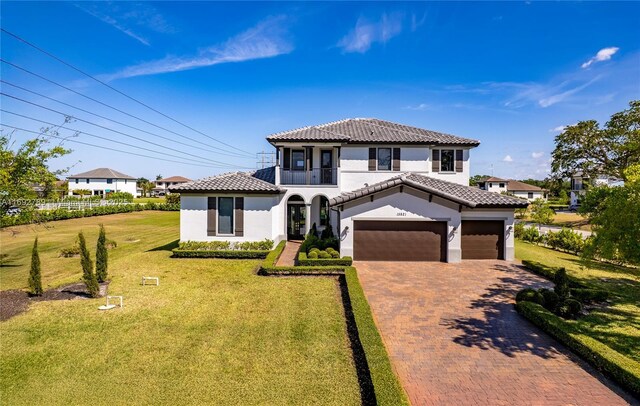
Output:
[
  {"xmin": 267, "ymin": 118, "xmax": 480, "ymax": 146},
  {"xmin": 67, "ymin": 167, "xmax": 136, "ymax": 180},
  {"xmin": 168, "ymin": 166, "xmax": 283, "ymax": 194},
  {"xmin": 330, "ymin": 173, "xmax": 529, "ymax": 208},
  {"xmin": 156, "ymin": 176, "xmax": 192, "ymax": 183},
  {"xmin": 506, "ymin": 180, "xmax": 544, "ymax": 192}
]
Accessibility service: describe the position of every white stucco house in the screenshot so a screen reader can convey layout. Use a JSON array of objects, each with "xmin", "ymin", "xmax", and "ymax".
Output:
[
  {"xmin": 67, "ymin": 168, "xmax": 137, "ymax": 197},
  {"xmin": 570, "ymin": 172, "xmax": 624, "ymax": 208},
  {"xmin": 153, "ymin": 176, "xmax": 192, "ymax": 196},
  {"xmin": 171, "ymin": 118, "xmax": 528, "ymax": 262},
  {"xmin": 478, "ymin": 177, "xmax": 546, "ymax": 201}
]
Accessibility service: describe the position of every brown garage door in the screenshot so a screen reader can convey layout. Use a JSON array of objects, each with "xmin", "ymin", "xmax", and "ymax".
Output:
[
  {"xmin": 353, "ymin": 221, "xmax": 447, "ymax": 261},
  {"xmin": 461, "ymin": 220, "xmax": 504, "ymax": 260}
]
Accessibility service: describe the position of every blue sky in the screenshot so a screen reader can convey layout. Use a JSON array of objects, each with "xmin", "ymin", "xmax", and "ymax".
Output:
[{"xmin": 1, "ymin": 1, "xmax": 639, "ymax": 180}]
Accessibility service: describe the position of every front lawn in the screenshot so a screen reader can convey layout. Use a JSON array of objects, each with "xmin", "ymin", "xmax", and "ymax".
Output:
[
  {"xmin": 516, "ymin": 241, "xmax": 639, "ymax": 363},
  {"xmin": 0, "ymin": 213, "xmax": 361, "ymax": 405},
  {"xmin": 133, "ymin": 197, "xmax": 166, "ymax": 204}
]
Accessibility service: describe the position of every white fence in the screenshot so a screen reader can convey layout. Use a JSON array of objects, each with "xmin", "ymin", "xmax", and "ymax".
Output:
[{"xmin": 35, "ymin": 200, "xmax": 132, "ymax": 211}]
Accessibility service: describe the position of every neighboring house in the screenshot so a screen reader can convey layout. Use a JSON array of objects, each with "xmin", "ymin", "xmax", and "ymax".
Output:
[
  {"xmin": 67, "ymin": 168, "xmax": 137, "ymax": 197},
  {"xmin": 171, "ymin": 118, "xmax": 528, "ymax": 263},
  {"xmin": 32, "ymin": 180, "xmax": 67, "ymax": 198},
  {"xmin": 478, "ymin": 177, "xmax": 546, "ymax": 201},
  {"xmin": 570, "ymin": 172, "xmax": 624, "ymax": 208},
  {"xmin": 153, "ymin": 176, "xmax": 192, "ymax": 196}
]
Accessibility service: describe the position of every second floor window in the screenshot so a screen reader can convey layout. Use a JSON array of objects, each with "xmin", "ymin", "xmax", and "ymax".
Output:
[
  {"xmin": 378, "ymin": 148, "xmax": 391, "ymax": 171},
  {"xmin": 107, "ymin": 179, "xmax": 113, "ymax": 184},
  {"xmin": 75, "ymin": 179, "xmax": 79, "ymax": 184},
  {"xmin": 291, "ymin": 150, "xmax": 305, "ymax": 170},
  {"xmin": 499, "ymin": 183, "xmax": 505, "ymax": 188},
  {"xmin": 86, "ymin": 179, "xmax": 90, "ymax": 184},
  {"xmin": 440, "ymin": 149, "xmax": 454, "ymax": 172},
  {"xmin": 528, "ymin": 192, "xmax": 534, "ymax": 199}
]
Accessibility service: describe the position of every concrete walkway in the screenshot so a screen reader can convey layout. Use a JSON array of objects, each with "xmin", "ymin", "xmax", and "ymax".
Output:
[
  {"xmin": 520, "ymin": 222, "xmax": 592, "ymax": 238},
  {"xmin": 275, "ymin": 240, "xmax": 301, "ymax": 267},
  {"xmin": 355, "ymin": 260, "xmax": 634, "ymax": 405}
]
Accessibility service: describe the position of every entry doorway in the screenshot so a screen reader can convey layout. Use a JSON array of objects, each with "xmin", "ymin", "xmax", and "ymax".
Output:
[{"xmin": 286, "ymin": 195, "xmax": 306, "ymax": 240}]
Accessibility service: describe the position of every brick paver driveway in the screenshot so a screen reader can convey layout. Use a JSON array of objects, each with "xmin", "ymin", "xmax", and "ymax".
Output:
[{"xmin": 355, "ymin": 261, "xmax": 635, "ymax": 405}]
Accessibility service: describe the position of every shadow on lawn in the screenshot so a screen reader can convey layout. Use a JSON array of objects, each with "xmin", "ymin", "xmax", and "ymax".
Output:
[
  {"xmin": 147, "ymin": 239, "xmax": 179, "ymax": 252},
  {"xmin": 441, "ymin": 264, "xmax": 564, "ymax": 359}
]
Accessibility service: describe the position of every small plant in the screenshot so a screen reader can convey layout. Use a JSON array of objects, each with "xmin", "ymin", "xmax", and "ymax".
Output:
[
  {"xmin": 59, "ymin": 246, "xmax": 81, "ymax": 257},
  {"xmin": 554, "ymin": 267, "xmax": 570, "ymax": 299},
  {"xmin": 78, "ymin": 231, "xmax": 100, "ymax": 298},
  {"xmin": 28, "ymin": 237, "xmax": 43, "ymax": 296},
  {"xmin": 555, "ymin": 298, "xmax": 583, "ymax": 319},
  {"xmin": 515, "ymin": 288, "xmax": 545, "ymax": 306},
  {"xmin": 520, "ymin": 226, "xmax": 540, "ymax": 243},
  {"xmin": 514, "ymin": 222, "xmax": 525, "ymax": 239},
  {"xmin": 308, "ymin": 223, "xmax": 318, "ymax": 237},
  {"xmin": 106, "ymin": 239, "xmax": 118, "ymax": 249},
  {"xmin": 307, "ymin": 251, "xmax": 318, "ymax": 259},
  {"xmin": 96, "ymin": 224, "xmax": 108, "ymax": 283},
  {"xmin": 106, "ymin": 191, "xmax": 134, "ymax": 202},
  {"xmin": 320, "ymin": 223, "xmax": 335, "ymax": 239},
  {"xmin": 165, "ymin": 193, "xmax": 180, "ymax": 205},
  {"xmin": 318, "ymin": 251, "xmax": 331, "ymax": 259}
]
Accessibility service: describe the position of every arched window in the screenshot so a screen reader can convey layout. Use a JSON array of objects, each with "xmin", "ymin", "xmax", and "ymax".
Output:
[{"xmin": 319, "ymin": 196, "xmax": 329, "ymax": 227}]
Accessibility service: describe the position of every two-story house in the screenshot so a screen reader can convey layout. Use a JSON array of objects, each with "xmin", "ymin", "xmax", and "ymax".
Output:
[
  {"xmin": 478, "ymin": 177, "xmax": 546, "ymax": 201},
  {"xmin": 153, "ymin": 176, "xmax": 192, "ymax": 196},
  {"xmin": 570, "ymin": 172, "xmax": 624, "ymax": 208},
  {"xmin": 67, "ymin": 167, "xmax": 137, "ymax": 197},
  {"xmin": 171, "ymin": 118, "xmax": 528, "ymax": 262}
]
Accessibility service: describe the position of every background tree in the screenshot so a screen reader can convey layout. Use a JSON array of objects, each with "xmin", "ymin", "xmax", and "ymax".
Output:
[
  {"xmin": 0, "ymin": 128, "xmax": 71, "ymax": 214},
  {"xmin": 469, "ymin": 174, "xmax": 490, "ymax": 186},
  {"xmin": 551, "ymin": 100, "xmax": 640, "ymax": 182},
  {"xmin": 136, "ymin": 177, "xmax": 153, "ymax": 197},
  {"xmin": 78, "ymin": 231, "xmax": 99, "ymax": 297},
  {"xmin": 73, "ymin": 189, "xmax": 91, "ymax": 198},
  {"xmin": 28, "ymin": 237, "xmax": 43, "ymax": 296},
  {"xmin": 95, "ymin": 225, "xmax": 108, "ymax": 283},
  {"xmin": 557, "ymin": 189, "xmax": 569, "ymax": 204},
  {"xmin": 156, "ymin": 174, "xmax": 163, "ymax": 181},
  {"xmin": 579, "ymin": 164, "xmax": 640, "ymax": 265},
  {"xmin": 530, "ymin": 199, "xmax": 554, "ymax": 227}
]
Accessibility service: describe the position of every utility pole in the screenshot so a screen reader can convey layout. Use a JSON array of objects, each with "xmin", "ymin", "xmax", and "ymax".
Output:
[{"xmin": 256, "ymin": 151, "xmax": 276, "ymax": 169}]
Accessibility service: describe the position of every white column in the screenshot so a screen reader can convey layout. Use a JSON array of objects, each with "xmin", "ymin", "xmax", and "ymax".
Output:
[{"xmin": 305, "ymin": 203, "xmax": 312, "ymax": 234}]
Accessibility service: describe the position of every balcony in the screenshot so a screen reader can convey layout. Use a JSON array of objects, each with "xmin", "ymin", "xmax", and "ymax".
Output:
[{"xmin": 280, "ymin": 168, "xmax": 337, "ymax": 186}]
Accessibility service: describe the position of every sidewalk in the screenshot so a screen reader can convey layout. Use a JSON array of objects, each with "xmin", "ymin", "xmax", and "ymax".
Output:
[{"xmin": 275, "ymin": 240, "xmax": 302, "ymax": 266}]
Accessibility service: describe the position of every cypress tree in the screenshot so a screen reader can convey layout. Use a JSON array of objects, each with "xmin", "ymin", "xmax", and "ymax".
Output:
[
  {"xmin": 28, "ymin": 237, "xmax": 43, "ymax": 296},
  {"xmin": 78, "ymin": 231, "xmax": 99, "ymax": 298},
  {"xmin": 95, "ymin": 224, "xmax": 108, "ymax": 283}
]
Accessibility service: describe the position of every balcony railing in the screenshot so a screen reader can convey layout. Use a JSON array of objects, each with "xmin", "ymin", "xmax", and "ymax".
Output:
[{"xmin": 280, "ymin": 168, "xmax": 337, "ymax": 185}]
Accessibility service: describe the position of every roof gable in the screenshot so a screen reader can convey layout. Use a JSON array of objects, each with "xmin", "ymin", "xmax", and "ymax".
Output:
[
  {"xmin": 68, "ymin": 168, "xmax": 136, "ymax": 180},
  {"xmin": 168, "ymin": 166, "xmax": 282, "ymax": 194},
  {"xmin": 267, "ymin": 118, "xmax": 480, "ymax": 146}
]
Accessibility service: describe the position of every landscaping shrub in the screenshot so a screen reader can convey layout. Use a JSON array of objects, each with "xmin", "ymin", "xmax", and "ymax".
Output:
[
  {"xmin": 320, "ymin": 223, "xmax": 335, "ymax": 240},
  {"xmin": 299, "ymin": 232, "xmax": 339, "ymax": 253},
  {"xmin": 106, "ymin": 239, "xmax": 117, "ymax": 249},
  {"xmin": 570, "ymin": 288, "xmax": 610, "ymax": 303},
  {"xmin": 520, "ymin": 260, "xmax": 585, "ymax": 288},
  {"xmin": 308, "ymin": 251, "xmax": 318, "ymax": 259},
  {"xmin": 95, "ymin": 224, "xmax": 108, "ymax": 283},
  {"xmin": 556, "ymin": 298, "xmax": 583, "ymax": 319},
  {"xmin": 514, "ymin": 222, "xmax": 525, "ymax": 239},
  {"xmin": 516, "ymin": 301, "xmax": 640, "ymax": 397},
  {"xmin": 318, "ymin": 251, "xmax": 331, "ymax": 259},
  {"xmin": 520, "ymin": 226, "xmax": 540, "ymax": 243},
  {"xmin": 165, "ymin": 193, "xmax": 180, "ymax": 205},
  {"xmin": 515, "ymin": 288, "xmax": 545, "ymax": 306},
  {"xmin": 298, "ymin": 251, "xmax": 353, "ymax": 266},
  {"xmin": 171, "ymin": 250, "xmax": 269, "ymax": 259},
  {"xmin": 28, "ymin": 237, "xmax": 43, "ymax": 296},
  {"xmin": 106, "ymin": 191, "xmax": 134, "ymax": 202},
  {"xmin": 538, "ymin": 288, "xmax": 560, "ymax": 311},
  {"xmin": 59, "ymin": 246, "xmax": 80, "ymax": 258},
  {"xmin": 554, "ymin": 267, "xmax": 571, "ymax": 299},
  {"xmin": 78, "ymin": 231, "xmax": 99, "ymax": 298},
  {"xmin": 545, "ymin": 228, "xmax": 585, "ymax": 255},
  {"xmin": 176, "ymin": 239, "xmax": 273, "ymax": 251},
  {"xmin": 263, "ymin": 240, "xmax": 286, "ymax": 268}
]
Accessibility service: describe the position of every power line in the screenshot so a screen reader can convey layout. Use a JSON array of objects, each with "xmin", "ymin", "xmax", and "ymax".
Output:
[
  {"xmin": 1, "ymin": 124, "xmax": 236, "ymax": 169},
  {"xmin": 1, "ymin": 28, "xmax": 251, "ymax": 156},
  {"xmin": 0, "ymin": 58, "xmax": 255, "ymax": 159},
  {"xmin": 1, "ymin": 109, "xmax": 240, "ymax": 168},
  {"xmin": 0, "ymin": 79, "xmax": 252, "ymax": 159},
  {"xmin": 1, "ymin": 92, "xmax": 248, "ymax": 168}
]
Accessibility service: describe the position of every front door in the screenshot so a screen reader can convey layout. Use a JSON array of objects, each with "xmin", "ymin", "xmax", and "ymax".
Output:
[
  {"xmin": 320, "ymin": 150, "xmax": 333, "ymax": 184},
  {"xmin": 287, "ymin": 204, "xmax": 306, "ymax": 239}
]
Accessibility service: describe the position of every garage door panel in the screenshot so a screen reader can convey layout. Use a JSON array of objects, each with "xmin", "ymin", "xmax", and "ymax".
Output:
[
  {"xmin": 461, "ymin": 220, "xmax": 504, "ymax": 260},
  {"xmin": 354, "ymin": 221, "xmax": 446, "ymax": 261}
]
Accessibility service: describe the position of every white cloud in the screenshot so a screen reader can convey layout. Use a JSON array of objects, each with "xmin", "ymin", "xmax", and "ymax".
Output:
[
  {"xmin": 531, "ymin": 151, "xmax": 544, "ymax": 159},
  {"xmin": 503, "ymin": 155, "xmax": 513, "ymax": 162},
  {"xmin": 538, "ymin": 76, "xmax": 600, "ymax": 107},
  {"xmin": 105, "ymin": 16, "xmax": 292, "ymax": 80},
  {"xmin": 75, "ymin": 2, "xmax": 174, "ymax": 46},
  {"xmin": 338, "ymin": 13, "xmax": 403, "ymax": 53},
  {"xmin": 581, "ymin": 47, "xmax": 619, "ymax": 69},
  {"xmin": 550, "ymin": 125, "xmax": 566, "ymax": 132},
  {"xmin": 403, "ymin": 103, "xmax": 429, "ymax": 111}
]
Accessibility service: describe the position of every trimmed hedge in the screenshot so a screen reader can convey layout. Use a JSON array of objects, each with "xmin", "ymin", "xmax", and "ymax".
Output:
[
  {"xmin": 259, "ymin": 266, "xmax": 346, "ymax": 276},
  {"xmin": 1, "ymin": 203, "xmax": 179, "ymax": 227},
  {"xmin": 570, "ymin": 287, "xmax": 610, "ymax": 303},
  {"xmin": 171, "ymin": 250, "xmax": 269, "ymax": 259},
  {"xmin": 177, "ymin": 239, "xmax": 274, "ymax": 251},
  {"xmin": 520, "ymin": 260, "xmax": 585, "ymax": 288},
  {"xmin": 345, "ymin": 267, "xmax": 409, "ymax": 405},
  {"xmin": 298, "ymin": 252, "xmax": 353, "ymax": 266},
  {"xmin": 516, "ymin": 301, "xmax": 640, "ymax": 397},
  {"xmin": 263, "ymin": 240, "xmax": 287, "ymax": 268}
]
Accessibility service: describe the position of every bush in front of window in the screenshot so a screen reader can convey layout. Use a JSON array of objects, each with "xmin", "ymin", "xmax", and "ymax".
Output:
[{"xmin": 176, "ymin": 239, "xmax": 274, "ymax": 251}]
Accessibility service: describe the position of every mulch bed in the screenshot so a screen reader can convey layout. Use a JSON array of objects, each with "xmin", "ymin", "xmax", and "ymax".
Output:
[{"xmin": 0, "ymin": 282, "xmax": 109, "ymax": 322}]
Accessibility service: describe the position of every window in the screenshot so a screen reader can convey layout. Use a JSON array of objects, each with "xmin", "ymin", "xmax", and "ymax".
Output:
[
  {"xmin": 499, "ymin": 183, "xmax": 505, "ymax": 188},
  {"xmin": 440, "ymin": 149, "xmax": 454, "ymax": 172},
  {"xmin": 75, "ymin": 179, "xmax": 79, "ymax": 184},
  {"xmin": 528, "ymin": 192, "xmax": 534, "ymax": 199},
  {"xmin": 319, "ymin": 196, "xmax": 329, "ymax": 227},
  {"xmin": 291, "ymin": 150, "xmax": 305, "ymax": 170},
  {"xmin": 489, "ymin": 183, "xmax": 493, "ymax": 187},
  {"xmin": 107, "ymin": 179, "xmax": 113, "ymax": 184},
  {"xmin": 377, "ymin": 148, "xmax": 391, "ymax": 171},
  {"xmin": 86, "ymin": 179, "xmax": 90, "ymax": 184},
  {"xmin": 125, "ymin": 179, "xmax": 128, "ymax": 184},
  {"xmin": 218, "ymin": 197, "xmax": 234, "ymax": 235}
]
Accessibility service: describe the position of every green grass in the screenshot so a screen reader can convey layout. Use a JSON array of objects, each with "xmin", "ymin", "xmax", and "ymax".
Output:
[
  {"xmin": 516, "ymin": 241, "xmax": 640, "ymax": 363},
  {"xmin": 133, "ymin": 197, "xmax": 166, "ymax": 204},
  {"xmin": 0, "ymin": 212, "xmax": 361, "ymax": 405}
]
